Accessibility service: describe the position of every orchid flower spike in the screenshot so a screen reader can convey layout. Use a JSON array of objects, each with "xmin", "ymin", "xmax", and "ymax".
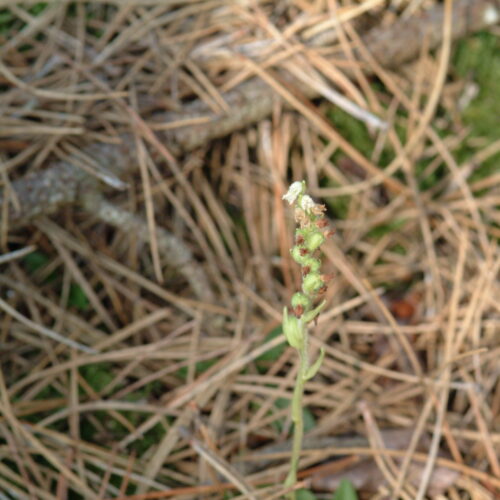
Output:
[{"xmin": 282, "ymin": 181, "xmax": 304, "ymax": 205}]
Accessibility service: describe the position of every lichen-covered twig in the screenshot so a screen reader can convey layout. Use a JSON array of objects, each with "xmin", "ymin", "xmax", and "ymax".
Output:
[
  {"xmin": 3, "ymin": 148, "xmax": 215, "ymax": 305},
  {"xmin": 81, "ymin": 193, "xmax": 214, "ymax": 305}
]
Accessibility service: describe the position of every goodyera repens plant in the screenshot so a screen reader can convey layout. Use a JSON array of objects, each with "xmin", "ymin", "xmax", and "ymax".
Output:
[{"xmin": 282, "ymin": 181, "xmax": 334, "ymax": 499}]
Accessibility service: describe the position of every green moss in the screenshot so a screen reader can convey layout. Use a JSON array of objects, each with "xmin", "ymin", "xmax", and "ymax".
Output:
[
  {"xmin": 176, "ymin": 359, "xmax": 218, "ymax": 381},
  {"xmin": 453, "ymin": 32, "xmax": 500, "ymax": 182},
  {"xmin": 129, "ymin": 422, "xmax": 167, "ymax": 456},
  {"xmin": 322, "ymin": 179, "xmax": 351, "ymax": 220},
  {"xmin": 391, "ymin": 243, "xmax": 407, "ymax": 256},
  {"xmin": 80, "ymin": 363, "xmax": 114, "ymax": 392},
  {"xmin": 454, "ymin": 33, "xmax": 500, "ymax": 138},
  {"xmin": 33, "ymin": 384, "xmax": 62, "ymax": 400},
  {"xmin": 124, "ymin": 381, "xmax": 163, "ymax": 402},
  {"xmin": 327, "ymin": 107, "xmax": 373, "ymax": 159},
  {"xmin": 86, "ymin": 26, "xmax": 103, "ymax": 38},
  {"xmin": 367, "ymin": 218, "xmax": 406, "ymax": 239},
  {"xmin": 415, "ymin": 160, "xmax": 448, "ymax": 192}
]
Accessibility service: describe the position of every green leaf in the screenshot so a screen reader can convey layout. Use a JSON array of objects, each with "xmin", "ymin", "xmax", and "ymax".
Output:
[
  {"xmin": 274, "ymin": 397, "xmax": 290, "ymax": 410},
  {"xmin": 304, "ymin": 347, "xmax": 325, "ymax": 381},
  {"xmin": 255, "ymin": 325, "xmax": 286, "ymax": 363},
  {"xmin": 22, "ymin": 251, "xmax": 60, "ymax": 284},
  {"xmin": 332, "ymin": 479, "xmax": 358, "ymax": 500},
  {"xmin": 296, "ymin": 489, "xmax": 318, "ymax": 500},
  {"xmin": 302, "ymin": 300, "xmax": 326, "ymax": 325},
  {"xmin": 302, "ymin": 407, "xmax": 316, "ymax": 433},
  {"xmin": 68, "ymin": 284, "xmax": 89, "ymax": 311},
  {"xmin": 23, "ymin": 251, "xmax": 50, "ymax": 273}
]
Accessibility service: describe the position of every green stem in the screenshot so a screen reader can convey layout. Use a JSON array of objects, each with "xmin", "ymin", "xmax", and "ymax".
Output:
[{"xmin": 284, "ymin": 336, "xmax": 308, "ymax": 499}]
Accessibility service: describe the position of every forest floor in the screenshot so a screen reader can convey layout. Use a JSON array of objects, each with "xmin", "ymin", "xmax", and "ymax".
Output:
[{"xmin": 0, "ymin": 1, "xmax": 499, "ymax": 499}]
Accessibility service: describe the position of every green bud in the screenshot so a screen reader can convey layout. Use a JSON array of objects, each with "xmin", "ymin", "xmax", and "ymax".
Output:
[
  {"xmin": 302, "ymin": 272, "xmax": 324, "ymax": 295},
  {"xmin": 282, "ymin": 307, "xmax": 304, "ymax": 349},
  {"xmin": 291, "ymin": 246, "xmax": 308, "ymax": 265},
  {"xmin": 305, "ymin": 232, "xmax": 325, "ymax": 252},
  {"xmin": 303, "ymin": 257, "xmax": 321, "ymax": 273},
  {"xmin": 291, "ymin": 292, "xmax": 311, "ymax": 310}
]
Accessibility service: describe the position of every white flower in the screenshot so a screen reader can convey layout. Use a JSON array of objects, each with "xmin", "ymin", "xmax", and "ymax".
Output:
[
  {"xmin": 282, "ymin": 181, "xmax": 303, "ymax": 205},
  {"xmin": 299, "ymin": 195, "xmax": 315, "ymax": 212}
]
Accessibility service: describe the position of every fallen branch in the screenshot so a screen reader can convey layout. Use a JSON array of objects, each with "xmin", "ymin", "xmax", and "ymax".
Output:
[{"xmin": 81, "ymin": 193, "xmax": 215, "ymax": 305}]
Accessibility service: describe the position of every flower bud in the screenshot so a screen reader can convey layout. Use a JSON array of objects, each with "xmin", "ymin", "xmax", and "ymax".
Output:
[
  {"xmin": 303, "ymin": 257, "xmax": 321, "ymax": 273},
  {"xmin": 282, "ymin": 307, "xmax": 304, "ymax": 349},
  {"xmin": 302, "ymin": 272, "xmax": 324, "ymax": 295},
  {"xmin": 305, "ymin": 232, "xmax": 325, "ymax": 252},
  {"xmin": 291, "ymin": 246, "xmax": 308, "ymax": 265},
  {"xmin": 291, "ymin": 292, "xmax": 311, "ymax": 310}
]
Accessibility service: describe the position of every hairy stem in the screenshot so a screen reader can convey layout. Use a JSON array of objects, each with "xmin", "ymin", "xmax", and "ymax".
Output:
[{"xmin": 285, "ymin": 336, "xmax": 308, "ymax": 499}]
